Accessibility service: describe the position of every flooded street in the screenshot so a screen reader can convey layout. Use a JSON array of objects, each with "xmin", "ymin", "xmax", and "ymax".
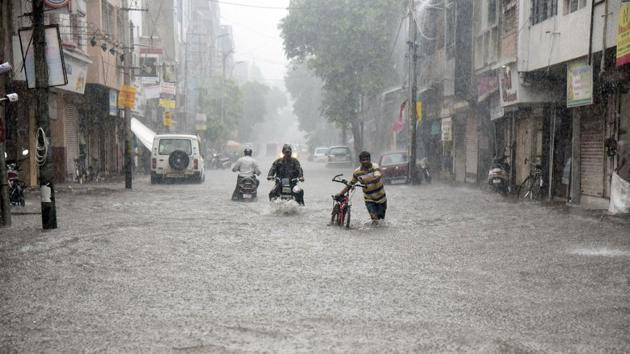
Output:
[{"xmin": 1, "ymin": 160, "xmax": 629, "ymax": 352}]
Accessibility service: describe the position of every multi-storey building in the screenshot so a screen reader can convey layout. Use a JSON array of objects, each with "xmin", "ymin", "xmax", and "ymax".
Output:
[
  {"xmin": 516, "ymin": 0, "xmax": 630, "ymax": 207},
  {"xmin": 7, "ymin": 0, "xmax": 96, "ymax": 184}
]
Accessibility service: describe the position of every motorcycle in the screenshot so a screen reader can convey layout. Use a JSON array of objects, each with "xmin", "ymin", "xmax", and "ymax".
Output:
[
  {"xmin": 6, "ymin": 149, "xmax": 29, "ymax": 207},
  {"xmin": 488, "ymin": 155, "xmax": 510, "ymax": 195},
  {"xmin": 235, "ymin": 175, "xmax": 259, "ymax": 201},
  {"xmin": 209, "ymin": 153, "xmax": 232, "ymax": 169},
  {"xmin": 418, "ymin": 158, "xmax": 431, "ymax": 184},
  {"xmin": 272, "ymin": 177, "xmax": 302, "ymax": 202}
]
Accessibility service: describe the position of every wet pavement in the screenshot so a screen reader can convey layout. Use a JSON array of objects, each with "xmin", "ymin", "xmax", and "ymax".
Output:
[{"xmin": 1, "ymin": 160, "xmax": 629, "ymax": 352}]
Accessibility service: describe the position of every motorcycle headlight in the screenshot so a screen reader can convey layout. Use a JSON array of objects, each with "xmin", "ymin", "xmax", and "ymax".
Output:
[{"xmin": 292, "ymin": 185, "xmax": 302, "ymax": 194}]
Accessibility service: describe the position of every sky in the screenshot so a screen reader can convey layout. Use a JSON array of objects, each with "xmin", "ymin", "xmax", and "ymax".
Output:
[{"xmin": 219, "ymin": 0, "xmax": 290, "ymax": 89}]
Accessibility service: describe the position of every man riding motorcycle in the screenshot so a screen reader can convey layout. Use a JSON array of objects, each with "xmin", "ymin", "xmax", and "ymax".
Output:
[
  {"xmin": 231, "ymin": 148, "xmax": 261, "ymax": 201},
  {"xmin": 267, "ymin": 144, "xmax": 305, "ymax": 205}
]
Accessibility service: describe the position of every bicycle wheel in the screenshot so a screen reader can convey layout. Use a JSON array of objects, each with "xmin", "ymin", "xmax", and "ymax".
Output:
[
  {"xmin": 337, "ymin": 206, "xmax": 344, "ymax": 226},
  {"xmin": 345, "ymin": 206, "xmax": 351, "ymax": 228},
  {"xmin": 530, "ymin": 176, "xmax": 543, "ymax": 201},
  {"xmin": 517, "ymin": 176, "xmax": 533, "ymax": 200},
  {"xmin": 331, "ymin": 204, "xmax": 339, "ymax": 225}
]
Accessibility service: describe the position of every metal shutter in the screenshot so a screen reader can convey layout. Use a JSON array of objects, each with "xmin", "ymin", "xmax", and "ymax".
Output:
[
  {"xmin": 64, "ymin": 102, "xmax": 79, "ymax": 180},
  {"xmin": 465, "ymin": 113, "xmax": 478, "ymax": 183},
  {"xmin": 454, "ymin": 117, "xmax": 466, "ymax": 182},
  {"xmin": 580, "ymin": 112, "xmax": 604, "ymax": 197}
]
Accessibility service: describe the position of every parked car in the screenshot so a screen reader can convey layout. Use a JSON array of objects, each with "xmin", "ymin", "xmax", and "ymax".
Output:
[
  {"xmin": 150, "ymin": 134, "xmax": 205, "ymax": 184},
  {"xmin": 310, "ymin": 146, "xmax": 329, "ymax": 162},
  {"xmin": 378, "ymin": 151, "xmax": 422, "ymax": 184},
  {"xmin": 326, "ymin": 146, "xmax": 353, "ymax": 168}
]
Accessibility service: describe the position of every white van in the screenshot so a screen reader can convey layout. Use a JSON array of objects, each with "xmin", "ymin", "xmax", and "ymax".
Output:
[{"xmin": 150, "ymin": 134, "xmax": 205, "ymax": 184}]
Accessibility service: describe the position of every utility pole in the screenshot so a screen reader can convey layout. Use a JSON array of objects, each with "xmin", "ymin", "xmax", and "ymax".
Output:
[
  {"xmin": 407, "ymin": 0, "xmax": 418, "ymax": 184},
  {"xmin": 123, "ymin": 0, "xmax": 132, "ymax": 189},
  {"xmin": 0, "ymin": 0, "xmax": 12, "ymax": 227},
  {"xmin": 33, "ymin": 0, "xmax": 57, "ymax": 229}
]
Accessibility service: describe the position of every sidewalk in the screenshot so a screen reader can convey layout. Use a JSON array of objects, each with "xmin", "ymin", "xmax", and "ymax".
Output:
[{"xmin": 428, "ymin": 178, "xmax": 630, "ymax": 227}]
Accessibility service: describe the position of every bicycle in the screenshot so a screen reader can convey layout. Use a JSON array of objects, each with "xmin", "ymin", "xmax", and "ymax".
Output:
[
  {"xmin": 73, "ymin": 157, "xmax": 87, "ymax": 184},
  {"xmin": 517, "ymin": 163, "xmax": 544, "ymax": 201},
  {"xmin": 330, "ymin": 174, "xmax": 365, "ymax": 228}
]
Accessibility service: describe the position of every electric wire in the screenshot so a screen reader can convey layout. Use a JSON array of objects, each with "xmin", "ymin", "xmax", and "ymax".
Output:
[{"xmin": 35, "ymin": 127, "xmax": 48, "ymax": 166}]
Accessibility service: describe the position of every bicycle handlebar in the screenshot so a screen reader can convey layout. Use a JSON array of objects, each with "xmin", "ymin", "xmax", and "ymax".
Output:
[{"xmin": 332, "ymin": 174, "xmax": 365, "ymax": 188}]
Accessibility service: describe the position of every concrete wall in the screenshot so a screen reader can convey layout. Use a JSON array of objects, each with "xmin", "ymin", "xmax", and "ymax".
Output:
[{"xmin": 518, "ymin": 0, "xmax": 621, "ymax": 72}]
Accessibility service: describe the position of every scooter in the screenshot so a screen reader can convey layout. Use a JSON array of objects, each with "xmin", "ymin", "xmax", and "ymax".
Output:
[
  {"xmin": 235, "ymin": 175, "xmax": 258, "ymax": 201},
  {"xmin": 488, "ymin": 155, "xmax": 510, "ymax": 195},
  {"xmin": 209, "ymin": 153, "xmax": 232, "ymax": 169},
  {"xmin": 6, "ymin": 149, "xmax": 29, "ymax": 207},
  {"xmin": 418, "ymin": 158, "xmax": 431, "ymax": 184}
]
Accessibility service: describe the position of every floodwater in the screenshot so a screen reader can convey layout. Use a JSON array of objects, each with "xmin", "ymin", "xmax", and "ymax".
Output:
[{"xmin": 1, "ymin": 159, "xmax": 629, "ymax": 352}]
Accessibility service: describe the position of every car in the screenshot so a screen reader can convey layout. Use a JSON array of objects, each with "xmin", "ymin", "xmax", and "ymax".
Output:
[
  {"xmin": 150, "ymin": 134, "xmax": 205, "ymax": 184},
  {"xmin": 310, "ymin": 146, "xmax": 329, "ymax": 162},
  {"xmin": 326, "ymin": 146, "xmax": 353, "ymax": 168},
  {"xmin": 378, "ymin": 151, "xmax": 419, "ymax": 184}
]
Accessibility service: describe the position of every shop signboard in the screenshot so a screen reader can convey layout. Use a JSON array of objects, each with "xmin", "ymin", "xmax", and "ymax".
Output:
[
  {"xmin": 117, "ymin": 85, "xmax": 136, "ymax": 109},
  {"xmin": 159, "ymin": 98, "xmax": 176, "ymax": 109},
  {"xmin": 109, "ymin": 90, "xmax": 118, "ymax": 116},
  {"xmin": 441, "ymin": 117, "xmax": 452, "ymax": 142},
  {"xmin": 617, "ymin": 1, "xmax": 630, "ymax": 67},
  {"xmin": 498, "ymin": 65, "xmax": 518, "ymax": 106},
  {"xmin": 18, "ymin": 25, "xmax": 67, "ymax": 89},
  {"xmin": 57, "ymin": 52, "xmax": 88, "ymax": 94},
  {"xmin": 567, "ymin": 59, "xmax": 593, "ymax": 108},
  {"xmin": 163, "ymin": 112, "xmax": 173, "ymax": 128}
]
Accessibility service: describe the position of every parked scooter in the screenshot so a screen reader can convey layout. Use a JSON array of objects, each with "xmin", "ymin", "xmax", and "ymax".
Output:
[
  {"xmin": 209, "ymin": 153, "xmax": 232, "ymax": 169},
  {"xmin": 418, "ymin": 158, "xmax": 431, "ymax": 184},
  {"xmin": 6, "ymin": 149, "xmax": 29, "ymax": 207},
  {"xmin": 488, "ymin": 155, "xmax": 510, "ymax": 195}
]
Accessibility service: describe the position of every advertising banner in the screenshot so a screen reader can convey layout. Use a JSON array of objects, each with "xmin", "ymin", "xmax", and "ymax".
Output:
[
  {"xmin": 498, "ymin": 65, "xmax": 518, "ymax": 106},
  {"xmin": 109, "ymin": 90, "xmax": 118, "ymax": 116},
  {"xmin": 18, "ymin": 25, "xmax": 67, "ymax": 88},
  {"xmin": 58, "ymin": 52, "xmax": 88, "ymax": 94},
  {"xmin": 617, "ymin": 2, "xmax": 630, "ymax": 67},
  {"xmin": 567, "ymin": 59, "xmax": 593, "ymax": 108}
]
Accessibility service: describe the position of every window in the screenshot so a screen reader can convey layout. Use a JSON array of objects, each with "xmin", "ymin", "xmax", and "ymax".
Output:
[
  {"xmin": 564, "ymin": 0, "xmax": 586, "ymax": 15},
  {"xmin": 101, "ymin": 1, "xmax": 114, "ymax": 36},
  {"xmin": 487, "ymin": 0, "xmax": 498, "ymax": 27},
  {"xmin": 158, "ymin": 139, "xmax": 192, "ymax": 155},
  {"xmin": 531, "ymin": 0, "xmax": 558, "ymax": 25},
  {"xmin": 445, "ymin": 1, "xmax": 456, "ymax": 58},
  {"xmin": 381, "ymin": 153, "xmax": 408, "ymax": 166}
]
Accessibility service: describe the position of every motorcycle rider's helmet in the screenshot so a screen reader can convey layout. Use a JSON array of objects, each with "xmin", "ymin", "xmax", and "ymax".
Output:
[
  {"xmin": 244, "ymin": 148, "xmax": 252, "ymax": 156},
  {"xmin": 282, "ymin": 144, "xmax": 292, "ymax": 154}
]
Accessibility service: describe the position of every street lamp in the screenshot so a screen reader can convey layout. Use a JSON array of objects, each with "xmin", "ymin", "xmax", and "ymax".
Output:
[{"xmin": 0, "ymin": 93, "xmax": 18, "ymax": 103}]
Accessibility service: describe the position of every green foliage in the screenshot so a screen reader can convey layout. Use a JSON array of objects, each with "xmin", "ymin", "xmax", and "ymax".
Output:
[
  {"xmin": 239, "ymin": 82, "xmax": 288, "ymax": 142},
  {"xmin": 285, "ymin": 62, "xmax": 323, "ymax": 133},
  {"xmin": 240, "ymin": 82, "xmax": 270, "ymax": 141},
  {"xmin": 202, "ymin": 79, "xmax": 242, "ymax": 147},
  {"xmin": 280, "ymin": 0, "xmax": 404, "ymax": 150}
]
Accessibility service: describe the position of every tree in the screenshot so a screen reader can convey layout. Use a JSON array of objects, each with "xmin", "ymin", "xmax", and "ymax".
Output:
[
  {"xmin": 239, "ymin": 82, "xmax": 270, "ymax": 142},
  {"xmin": 280, "ymin": 0, "xmax": 404, "ymax": 154},
  {"xmin": 285, "ymin": 62, "xmax": 323, "ymax": 133},
  {"xmin": 202, "ymin": 79, "xmax": 242, "ymax": 148}
]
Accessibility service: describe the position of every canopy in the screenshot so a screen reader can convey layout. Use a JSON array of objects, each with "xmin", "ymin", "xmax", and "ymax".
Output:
[
  {"xmin": 225, "ymin": 140, "xmax": 241, "ymax": 148},
  {"xmin": 131, "ymin": 117, "xmax": 156, "ymax": 150}
]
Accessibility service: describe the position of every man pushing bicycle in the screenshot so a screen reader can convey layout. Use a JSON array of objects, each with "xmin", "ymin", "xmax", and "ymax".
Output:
[{"xmin": 335, "ymin": 151, "xmax": 387, "ymax": 224}]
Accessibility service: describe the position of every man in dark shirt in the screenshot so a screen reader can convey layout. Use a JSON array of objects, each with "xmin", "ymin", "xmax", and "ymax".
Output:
[{"xmin": 267, "ymin": 144, "xmax": 305, "ymax": 205}]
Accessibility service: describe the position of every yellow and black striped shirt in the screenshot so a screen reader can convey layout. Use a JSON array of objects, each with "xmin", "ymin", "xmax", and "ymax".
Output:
[{"xmin": 350, "ymin": 163, "xmax": 387, "ymax": 204}]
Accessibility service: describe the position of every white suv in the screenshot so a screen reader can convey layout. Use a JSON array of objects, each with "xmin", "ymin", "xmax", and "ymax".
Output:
[{"xmin": 150, "ymin": 134, "xmax": 205, "ymax": 184}]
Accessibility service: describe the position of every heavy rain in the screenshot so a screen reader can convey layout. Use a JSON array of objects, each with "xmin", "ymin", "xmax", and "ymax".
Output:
[{"xmin": 1, "ymin": 0, "xmax": 630, "ymax": 352}]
